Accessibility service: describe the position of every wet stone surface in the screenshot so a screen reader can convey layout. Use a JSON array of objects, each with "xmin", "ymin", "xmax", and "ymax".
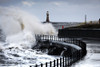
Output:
[
  {"xmin": 73, "ymin": 38, "xmax": 100, "ymax": 67},
  {"xmin": 33, "ymin": 40, "xmax": 75, "ymax": 57}
]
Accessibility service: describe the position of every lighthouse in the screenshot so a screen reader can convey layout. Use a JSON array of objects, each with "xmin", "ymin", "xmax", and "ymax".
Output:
[{"xmin": 46, "ymin": 11, "xmax": 50, "ymax": 22}]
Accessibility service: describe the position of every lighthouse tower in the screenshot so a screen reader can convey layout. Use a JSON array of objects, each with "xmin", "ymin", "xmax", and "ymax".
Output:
[{"xmin": 46, "ymin": 11, "xmax": 50, "ymax": 23}]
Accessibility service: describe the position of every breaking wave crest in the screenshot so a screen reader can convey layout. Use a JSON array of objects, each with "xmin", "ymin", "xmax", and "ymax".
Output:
[
  {"xmin": 0, "ymin": 6, "xmax": 57, "ymax": 49},
  {"xmin": 0, "ymin": 6, "xmax": 57, "ymax": 66}
]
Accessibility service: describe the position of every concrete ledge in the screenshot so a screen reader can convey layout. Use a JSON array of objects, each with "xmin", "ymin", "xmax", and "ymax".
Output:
[{"xmin": 58, "ymin": 29, "xmax": 100, "ymax": 38}]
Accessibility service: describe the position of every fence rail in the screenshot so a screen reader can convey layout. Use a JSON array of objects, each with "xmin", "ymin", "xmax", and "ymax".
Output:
[{"xmin": 30, "ymin": 35, "xmax": 87, "ymax": 67}]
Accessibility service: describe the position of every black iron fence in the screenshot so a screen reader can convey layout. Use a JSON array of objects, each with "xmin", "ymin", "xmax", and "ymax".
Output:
[{"xmin": 30, "ymin": 35, "xmax": 87, "ymax": 67}]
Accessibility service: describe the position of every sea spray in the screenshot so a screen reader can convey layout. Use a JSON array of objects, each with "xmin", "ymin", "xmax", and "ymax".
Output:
[
  {"xmin": 0, "ymin": 6, "xmax": 57, "ymax": 66},
  {"xmin": 0, "ymin": 6, "xmax": 57, "ymax": 49}
]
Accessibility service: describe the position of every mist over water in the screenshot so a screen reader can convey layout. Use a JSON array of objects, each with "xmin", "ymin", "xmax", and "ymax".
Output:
[{"xmin": 0, "ymin": 6, "xmax": 57, "ymax": 66}]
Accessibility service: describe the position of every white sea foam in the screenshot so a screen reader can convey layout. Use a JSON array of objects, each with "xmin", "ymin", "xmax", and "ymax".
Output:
[
  {"xmin": 0, "ymin": 6, "xmax": 58, "ymax": 66},
  {"xmin": 0, "ymin": 6, "xmax": 57, "ymax": 49}
]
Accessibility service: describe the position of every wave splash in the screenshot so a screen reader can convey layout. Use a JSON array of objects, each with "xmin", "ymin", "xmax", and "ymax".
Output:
[
  {"xmin": 0, "ymin": 6, "xmax": 57, "ymax": 49},
  {"xmin": 0, "ymin": 6, "xmax": 57, "ymax": 66}
]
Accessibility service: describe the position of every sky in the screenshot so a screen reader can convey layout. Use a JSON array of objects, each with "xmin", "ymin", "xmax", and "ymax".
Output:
[{"xmin": 0, "ymin": 0, "xmax": 100, "ymax": 22}]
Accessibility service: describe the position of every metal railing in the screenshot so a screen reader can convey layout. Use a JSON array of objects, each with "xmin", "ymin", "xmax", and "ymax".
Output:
[{"xmin": 30, "ymin": 35, "xmax": 86, "ymax": 67}]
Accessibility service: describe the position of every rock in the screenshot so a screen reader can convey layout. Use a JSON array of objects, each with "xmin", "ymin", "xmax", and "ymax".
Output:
[
  {"xmin": 48, "ymin": 46, "xmax": 65, "ymax": 55},
  {"xmin": 32, "ymin": 40, "xmax": 50, "ymax": 49},
  {"xmin": 32, "ymin": 40, "xmax": 76, "ymax": 57},
  {"xmin": 12, "ymin": 54, "xmax": 20, "ymax": 57},
  {"xmin": 61, "ymin": 47, "xmax": 72, "ymax": 57}
]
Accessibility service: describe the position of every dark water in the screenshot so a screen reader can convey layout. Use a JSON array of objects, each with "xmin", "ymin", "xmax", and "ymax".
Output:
[{"xmin": 72, "ymin": 38, "xmax": 100, "ymax": 67}]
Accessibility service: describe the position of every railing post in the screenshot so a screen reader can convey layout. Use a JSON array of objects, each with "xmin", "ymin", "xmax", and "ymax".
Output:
[
  {"xmin": 65, "ymin": 57, "xmax": 67, "ymax": 66},
  {"xmin": 54, "ymin": 60, "xmax": 56, "ymax": 67},
  {"xmin": 35, "ymin": 64, "xmax": 38, "ymax": 67},
  {"xmin": 63, "ymin": 57, "xmax": 64, "ymax": 67},
  {"xmin": 68, "ymin": 56, "xmax": 70, "ymax": 66},
  {"xmin": 57, "ymin": 59, "xmax": 59, "ymax": 67},
  {"xmin": 68, "ymin": 57, "xmax": 69, "ymax": 66},
  {"xmin": 46, "ymin": 62, "xmax": 48, "ymax": 67},
  {"xmin": 79, "ymin": 50, "xmax": 81, "ymax": 59},
  {"xmin": 60, "ymin": 58, "xmax": 62, "ymax": 67},
  {"xmin": 50, "ymin": 61, "xmax": 52, "ymax": 67},
  {"xmin": 41, "ymin": 63, "xmax": 43, "ymax": 67}
]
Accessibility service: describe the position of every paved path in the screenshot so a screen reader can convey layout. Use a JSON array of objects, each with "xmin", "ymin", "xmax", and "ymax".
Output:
[{"xmin": 72, "ymin": 38, "xmax": 100, "ymax": 67}]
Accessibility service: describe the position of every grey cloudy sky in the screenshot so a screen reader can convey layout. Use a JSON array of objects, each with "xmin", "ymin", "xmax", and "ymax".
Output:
[{"xmin": 0, "ymin": 0, "xmax": 100, "ymax": 22}]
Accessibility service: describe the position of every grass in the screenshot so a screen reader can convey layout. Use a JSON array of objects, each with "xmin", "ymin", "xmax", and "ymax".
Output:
[{"xmin": 67, "ymin": 23, "xmax": 100, "ymax": 29}]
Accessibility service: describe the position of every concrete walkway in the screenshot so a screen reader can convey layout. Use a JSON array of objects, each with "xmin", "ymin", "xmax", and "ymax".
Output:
[{"xmin": 72, "ymin": 38, "xmax": 100, "ymax": 67}]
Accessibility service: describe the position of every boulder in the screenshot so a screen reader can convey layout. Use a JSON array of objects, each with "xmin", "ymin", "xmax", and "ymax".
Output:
[{"xmin": 32, "ymin": 40, "xmax": 74, "ymax": 57}]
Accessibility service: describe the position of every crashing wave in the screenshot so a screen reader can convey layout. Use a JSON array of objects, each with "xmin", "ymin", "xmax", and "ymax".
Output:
[{"xmin": 0, "ymin": 6, "xmax": 57, "ymax": 66}]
